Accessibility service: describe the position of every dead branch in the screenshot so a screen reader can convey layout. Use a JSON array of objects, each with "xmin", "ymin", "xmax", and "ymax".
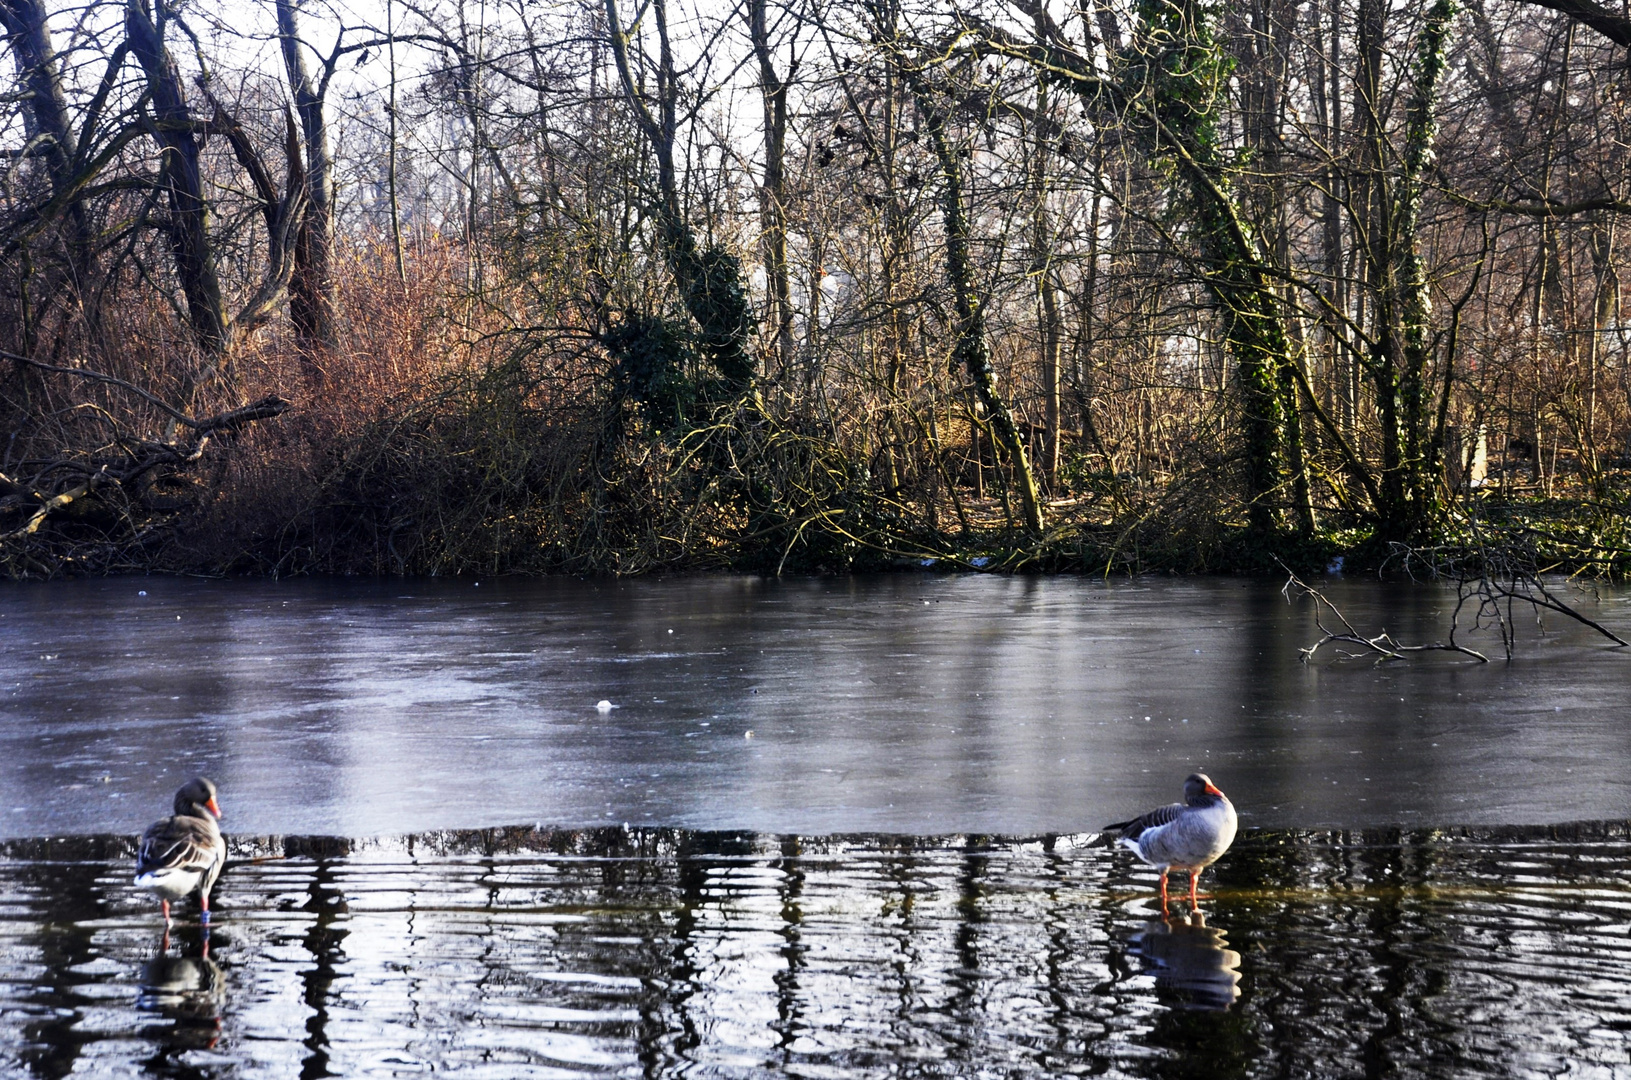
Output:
[
  {"xmin": 2, "ymin": 349, "xmax": 290, "ymax": 433},
  {"xmin": 1387, "ymin": 536, "xmax": 1629, "ymax": 659},
  {"xmin": 0, "ymin": 350, "xmax": 292, "ymax": 574},
  {"xmin": 1279, "ymin": 561, "xmax": 1489, "ymax": 664}
]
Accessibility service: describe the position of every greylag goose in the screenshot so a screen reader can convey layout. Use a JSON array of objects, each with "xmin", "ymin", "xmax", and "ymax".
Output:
[
  {"xmin": 1107, "ymin": 773, "xmax": 1237, "ymax": 909},
  {"xmin": 135, "ymin": 777, "xmax": 226, "ymax": 926}
]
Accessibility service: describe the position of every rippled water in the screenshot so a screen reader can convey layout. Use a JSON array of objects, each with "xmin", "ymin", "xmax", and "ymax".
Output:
[
  {"xmin": 2, "ymin": 825, "xmax": 1629, "ymax": 1078},
  {"xmin": 3, "ymin": 574, "xmax": 1630, "ymax": 837}
]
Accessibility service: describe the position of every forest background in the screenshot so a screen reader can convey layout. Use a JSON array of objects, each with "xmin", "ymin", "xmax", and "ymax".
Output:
[{"xmin": 4, "ymin": 0, "xmax": 1631, "ymax": 579}]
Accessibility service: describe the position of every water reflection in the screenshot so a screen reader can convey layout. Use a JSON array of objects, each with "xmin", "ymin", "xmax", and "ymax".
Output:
[
  {"xmin": 137, "ymin": 926, "xmax": 223, "ymax": 1056},
  {"xmin": 2, "ymin": 824, "xmax": 1628, "ymax": 1078},
  {"xmin": 1125, "ymin": 910, "xmax": 1242, "ymax": 1011},
  {"xmin": 298, "ymin": 861, "xmax": 348, "ymax": 1077}
]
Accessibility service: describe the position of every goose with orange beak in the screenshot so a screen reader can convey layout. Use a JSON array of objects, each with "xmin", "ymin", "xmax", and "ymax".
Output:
[
  {"xmin": 1107, "ymin": 773, "xmax": 1237, "ymax": 911},
  {"xmin": 135, "ymin": 777, "xmax": 226, "ymax": 926}
]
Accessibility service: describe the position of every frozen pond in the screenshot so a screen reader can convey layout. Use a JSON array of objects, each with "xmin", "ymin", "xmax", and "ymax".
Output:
[
  {"xmin": 3, "ymin": 574, "xmax": 1629, "ymax": 1077},
  {"xmin": 1, "ymin": 573, "xmax": 1629, "ymax": 838}
]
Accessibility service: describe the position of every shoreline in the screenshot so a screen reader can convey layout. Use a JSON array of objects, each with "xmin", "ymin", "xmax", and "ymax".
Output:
[{"xmin": 5, "ymin": 819, "xmax": 1629, "ymax": 861}]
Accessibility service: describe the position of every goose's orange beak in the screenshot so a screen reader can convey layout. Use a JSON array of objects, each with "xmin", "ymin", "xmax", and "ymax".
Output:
[
  {"xmin": 1204, "ymin": 783, "xmax": 1224, "ymax": 798},
  {"xmin": 206, "ymin": 797, "xmax": 222, "ymax": 820}
]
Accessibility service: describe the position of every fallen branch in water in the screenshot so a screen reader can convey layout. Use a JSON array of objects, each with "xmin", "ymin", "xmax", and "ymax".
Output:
[
  {"xmin": 1385, "ymin": 526, "xmax": 1630, "ymax": 659},
  {"xmin": 1279, "ymin": 562, "xmax": 1489, "ymax": 664},
  {"xmin": 1461, "ymin": 562, "xmax": 1630, "ymax": 654}
]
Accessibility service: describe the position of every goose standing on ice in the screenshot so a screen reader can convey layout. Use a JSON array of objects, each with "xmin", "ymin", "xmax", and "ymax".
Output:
[
  {"xmin": 1107, "ymin": 773, "xmax": 1237, "ymax": 910},
  {"xmin": 135, "ymin": 777, "xmax": 226, "ymax": 926}
]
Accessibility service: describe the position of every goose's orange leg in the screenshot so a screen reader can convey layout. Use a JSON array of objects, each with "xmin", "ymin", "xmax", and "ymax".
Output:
[
  {"xmin": 1158, "ymin": 870, "xmax": 1170, "ymax": 911},
  {"xmin": 1188, "ymin": 870, "xmax": 1201, "ymax": 906}
]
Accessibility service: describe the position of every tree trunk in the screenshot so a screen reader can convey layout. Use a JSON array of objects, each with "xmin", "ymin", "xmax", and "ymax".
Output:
[
  {"xmin": 603, "ymin": 0, "xmax": 755, "ymax": 394},
  {"xmin": 276, "ymin": 0, "xmax": 339, "ymax": 371},
  {"xmin": 1, "ymin": 0, "xmax": 94, "ymax": 286},
  {"xmin": 1240, "ymin": 0, "xmax": 1315, "ymax": 535},
  {"xmin": 749, "ymin": 0, "xmax": 794, "ymax": 381},
  {"xmin": 919, "ymin": 97, "xmax": 1045, "ymax": 535},
  {"xmin": 124, "ymin": 0, "xmax": 230, "ymax": 376},
  {"xmin": 386, "ymin": 0, "xmax": 406, "ymax": 286},
  {"xmin": 1143, "ymin": 0, "xmax": 1292, "ymax": 538},
  {"xmin": 1393, "ymin": 0, "xmax": 1458, "ymax": 535},
  {"xmin": 986, "ymin": 0, "xmax": 1303, "ymax": 538},
  {"xmin": 1356, "ymin": 0, "xmax": 1410, "ymax": 534},
  {"xmin": 1029, "ymin": 38, "xmax": 1062, "ymax": 487}
]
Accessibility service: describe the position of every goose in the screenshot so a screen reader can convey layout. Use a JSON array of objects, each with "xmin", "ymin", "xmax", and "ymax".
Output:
[
  {"xmin": 135, "ymin": 777, "xmax": 226, "ymax": 926},
  {"xmin": 1107, "ymin": 773, "xmax": 1237, "ymax": 909}
]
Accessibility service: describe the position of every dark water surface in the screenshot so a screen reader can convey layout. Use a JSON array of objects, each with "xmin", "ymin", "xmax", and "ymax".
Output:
[
  {"xmin": 2, "ymin": 825, "xmax": 1629, "ymax": 1079},
  {"xmin": 2, "ymin": 574, "xmax": 1629, "ymax": 837}
]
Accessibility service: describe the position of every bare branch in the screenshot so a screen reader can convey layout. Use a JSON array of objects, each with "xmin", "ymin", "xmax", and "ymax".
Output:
[
  {"xmin": 0, "ymin": 349, "xmax": 290, "ymax": 433},
  {"xmin": 1279, "ymin": 560, "xmax": 1489, "ymax": 663}
]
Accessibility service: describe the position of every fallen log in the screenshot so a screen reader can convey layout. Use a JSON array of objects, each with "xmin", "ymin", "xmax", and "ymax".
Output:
[{"xmin": 0, "ymin": 349, "xmax": 292, "ymax": 575}]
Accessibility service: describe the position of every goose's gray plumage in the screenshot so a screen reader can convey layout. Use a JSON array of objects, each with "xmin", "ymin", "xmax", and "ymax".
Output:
[
  {"xmin": 1107, "ymin": 773, "xmax": 1237, "ymax": 909},
  {"xmin": 135, "ymin": 778, "xmax": 225, "ymax": 926}
]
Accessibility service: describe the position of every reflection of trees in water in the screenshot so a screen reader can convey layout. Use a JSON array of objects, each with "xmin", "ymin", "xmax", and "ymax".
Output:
[
  {"xmin": 1222, "ymin": 831, "xmax": 1442, "ymax": 1076},
  {"xmin": 298, "ymin": 859, "xmax": 350, "ymax": 1079},
  {"xmin": 619, "ymin": 840, "xmax": 1263, "ymax": 1076},
  {"xmin": 470, "ymin": 853, "xmax": 503, "ymax": 1053},
  {"xmin": 877, "ymin": 843, "xmax": 929, "ymax": 1066},
  {"xmin": 7, "ymin": 860, "xmax": 226, "ymax": 1079},
  {"xmin": 1354, "ymin": 840, "xmax": 1422, "ymax": 1077},
  {"xmin": 770, "ymin": 836, "xmax": 807, "ymax": 1054},
  {"xmin": 947, "ymin": 841, "xmax": 989, "ymax": 1064},
  {"xmin": 633, "ymin": 831, "xmax": 763, "ymax": 1076},
  {"xmin": 1180, "ymin": 829, "xmax": 1631, "ymax": 1077},
  {"xmin": 5, "ymin": 830, "xmax": 1631, "ymax": 1077},
  {"xmin": 13, "ymin": 860, "xmax": 114, "ymax": 1079},
  {"xmin": 1038, "ymin": 841, "xmax": 1118, "ymax": 1069}
]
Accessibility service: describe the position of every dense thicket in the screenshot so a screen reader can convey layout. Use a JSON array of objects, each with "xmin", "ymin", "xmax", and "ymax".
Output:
[{"xmin": 4, "ymin": 0, "xmax": 1631, "ymax": 576}]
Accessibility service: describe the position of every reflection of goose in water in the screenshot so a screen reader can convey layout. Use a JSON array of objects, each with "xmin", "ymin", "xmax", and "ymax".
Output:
[
  {"xmin": 138, "ymin": 927, "xmax": 224, "ymax": 1051},
  {"xmin": 1127, "ymin": 910, "xmax": 1242, "ymax": 1010}
]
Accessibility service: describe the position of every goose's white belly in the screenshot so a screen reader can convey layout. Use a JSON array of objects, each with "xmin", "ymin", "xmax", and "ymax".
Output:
[
  {"xmin": 135, "ymin": 867, "xmax": 203, "ymax": 902},
  {"xmin": 1126, "ymin": 801, "xmax": 1238, "ymax": 870}
]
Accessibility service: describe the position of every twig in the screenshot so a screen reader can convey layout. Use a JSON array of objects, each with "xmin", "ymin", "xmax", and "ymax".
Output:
[
  {"xmin": 1389, "ymin": 511, "xmax": 1630, "ymax": 658},
  {"xmin": 2, "ymin": 349, "xmax": 291, "ymax": 434},
  {"xmin": 1278, "ymin": 559, "xmax": 1488, "ymax": 664}
]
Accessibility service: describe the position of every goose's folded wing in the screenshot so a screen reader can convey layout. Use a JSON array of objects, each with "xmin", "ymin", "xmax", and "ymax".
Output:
[
  {"xmin": 1104, "ymin": 802, "xmax": 1184, "ymax": 839},
  {"xmin": 137, "ymin": 820, "xmax": 221, "ymax": 877}
]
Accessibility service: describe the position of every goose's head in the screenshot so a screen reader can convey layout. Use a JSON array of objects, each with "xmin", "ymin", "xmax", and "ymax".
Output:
[
  {"xmin": 1183, "ymin": 773, "xmax": 1226, "ymax": 806},
  {"xmin": 173, "ymin": 777, "xmax": 222, "ymax": 821}
]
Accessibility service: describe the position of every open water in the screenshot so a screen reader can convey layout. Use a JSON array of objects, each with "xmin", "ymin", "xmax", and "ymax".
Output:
[{"xmin": 2, "ymin": 825, "xmax": 1629, "ymax": 1078}]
